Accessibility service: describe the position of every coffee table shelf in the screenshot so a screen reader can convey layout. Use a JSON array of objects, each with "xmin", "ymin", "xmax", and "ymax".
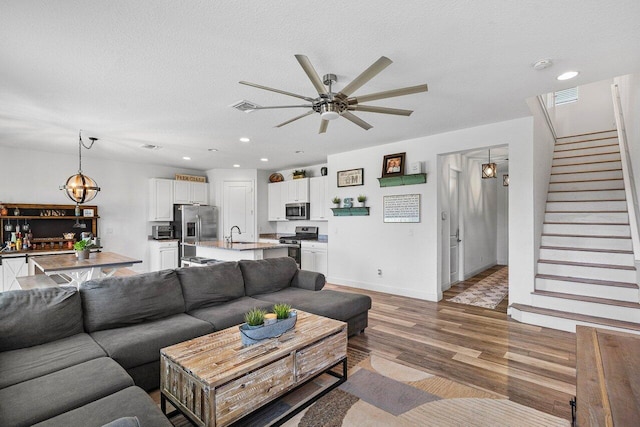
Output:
[{"xmin": 160, "ymin": 311, "xmax": 347, "ymax": 427}]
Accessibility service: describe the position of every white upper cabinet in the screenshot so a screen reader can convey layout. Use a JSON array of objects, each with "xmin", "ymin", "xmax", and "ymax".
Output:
[
  {"xmin": 149, "ymin": 178, "xmax": 174, "ymax": 221},
  {"xmin": 309, "ymin": 176, "xmax": 330, "ymax": 221},
  {"xmin": 287, "ymin": 178, "xmax": 309, "ymax": 203},
  {"xmin": 268, "ymin": 181, "xmax": 288, "ymax": 221},
  {"xmin": 174, "ymin": 181, "xmax": 209, "ymax": 205}
]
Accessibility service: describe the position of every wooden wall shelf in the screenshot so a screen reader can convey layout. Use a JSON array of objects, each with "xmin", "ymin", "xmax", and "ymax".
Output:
[
  {"xmin": 331, "ymin": 207, "xmax": 370, "ymax": 216},
  {"xmin": 378, "ymin": 173, "xmax": 427, "ymax": 187}
]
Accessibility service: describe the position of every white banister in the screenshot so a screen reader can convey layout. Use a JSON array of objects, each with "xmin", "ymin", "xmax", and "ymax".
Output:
[{"xmin": 611, "ymin": 83, "xmax": 640, "ymax": 266}]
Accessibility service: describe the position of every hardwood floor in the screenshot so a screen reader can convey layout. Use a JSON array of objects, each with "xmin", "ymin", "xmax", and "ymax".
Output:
[{"xmin": 327, "ymin": 265, "xmax": 576, "ymax": 421}]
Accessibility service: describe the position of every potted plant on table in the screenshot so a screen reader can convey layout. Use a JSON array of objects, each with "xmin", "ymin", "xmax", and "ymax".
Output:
[
  {"xmin": 244, "ymin": 308, "xmax": 266, "ymax": 329},
  {"xmin": 239, "ymin": 304, "xmax": 297, "ymax": 346},
  {"xmin": 73, "ymin": 240, "xmax": 95, "ymax": 260}
]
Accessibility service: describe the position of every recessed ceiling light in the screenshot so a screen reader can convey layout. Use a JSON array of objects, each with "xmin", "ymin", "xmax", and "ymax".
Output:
[
  {"xmin": 295, "ymin": 150, "xmax": 304, "ymax": 154},
  {"xmin": 183, "ymin": 156, "xmax": 191, "ymax": 160},
  {"xmin": 208, "ymin": 148, "xmax": 218, "ymax": 152},
  {"xmin": 140, "ymin": 144, "xmax": 161, "ymax": 150},
  {"xmin": 233, "ymin": 164, "xmax": 240, "ymax": 168},
  {"xmin": 557, "ymin": 71, "xmax": 579, "ymax": 81},
  {"xmin": 239, "ymin": 137, "xmax": 250, "ymax": 143},
  {"xmin": 260, "ymin": 158, "xmax": 268, "ymax": 162}
]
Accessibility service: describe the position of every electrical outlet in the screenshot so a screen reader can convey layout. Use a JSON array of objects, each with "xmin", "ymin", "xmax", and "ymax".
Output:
[{"xmin": 377, "ymin": 269, "xmax": 382, "ymax": 276}]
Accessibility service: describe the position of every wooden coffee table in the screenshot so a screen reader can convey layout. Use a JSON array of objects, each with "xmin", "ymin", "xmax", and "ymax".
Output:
[{"xmin": 160, "ymin": 311, "xmax": 348, "ymax": 427}]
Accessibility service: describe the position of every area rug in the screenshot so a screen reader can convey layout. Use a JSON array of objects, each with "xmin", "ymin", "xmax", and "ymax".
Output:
[
  {"xmin": 166, "ymin": 346, "xmax": 569, "ymax": 427},
  {"xmin": 447, "ymin": 267, "xmax": 509, "ymax": 309}
]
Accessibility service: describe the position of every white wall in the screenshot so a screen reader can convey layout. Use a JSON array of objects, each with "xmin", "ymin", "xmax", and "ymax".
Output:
[
  {"xmin": 497, "ymin": 162, "xmax": 509, "ymax": 265},
  {"xmin": 0, "ymin": 145, "xmax": 205, "ymax": 272},
  {"xmin": 549, "ymin": 79, "xmax": 616, "ymax": 137},
  {"xmin": 615, "ymin": 74, "xmax": 640, "ymax": 209},
  {"xmin": 327, "ymin": 117, "xmax": 534, "ymax": 302}
]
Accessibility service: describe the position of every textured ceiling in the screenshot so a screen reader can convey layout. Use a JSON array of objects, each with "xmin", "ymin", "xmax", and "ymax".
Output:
[{"xmin": 1, "ymin": 1, "xmax": 639, "ymax": 171}]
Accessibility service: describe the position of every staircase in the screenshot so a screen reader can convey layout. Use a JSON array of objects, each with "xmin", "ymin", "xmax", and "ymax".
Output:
[{"xmin": 512, "ymin": 129, "xmax": 640, "ymax": 333}]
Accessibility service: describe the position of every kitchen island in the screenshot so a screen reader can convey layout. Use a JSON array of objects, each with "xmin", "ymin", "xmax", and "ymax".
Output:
[{"xmin": 193, "ymin": 241, "xmax": 290, "ymax": 262}]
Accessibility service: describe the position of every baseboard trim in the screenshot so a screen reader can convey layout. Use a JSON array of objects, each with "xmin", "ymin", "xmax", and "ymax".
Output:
[{"xmin": 326, "ymin": 277, "xmax": 437, "ymax": 301}]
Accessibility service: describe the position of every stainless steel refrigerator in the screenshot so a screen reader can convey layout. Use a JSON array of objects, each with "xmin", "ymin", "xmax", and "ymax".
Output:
[{"xmin": 172, "ymin": 205, "xmax": 217, "ymax": 261}]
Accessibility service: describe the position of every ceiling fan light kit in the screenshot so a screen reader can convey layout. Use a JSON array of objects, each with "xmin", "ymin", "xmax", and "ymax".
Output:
[{"xmin": 239, "ymin": 54, "xmax": 428, "ymax": 133}]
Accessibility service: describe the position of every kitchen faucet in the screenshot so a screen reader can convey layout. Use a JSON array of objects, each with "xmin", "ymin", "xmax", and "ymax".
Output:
[{"xmin": 229, "ymin": 225, "xmax": 242, "ymax": 243}]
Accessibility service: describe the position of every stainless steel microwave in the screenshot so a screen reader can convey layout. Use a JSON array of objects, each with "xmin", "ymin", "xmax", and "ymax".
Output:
[
  {"xmin": 285, "ymin": 202, "xmax": 310, "ymax": 220},
  {"xmin": 152, "ymin": 225, "xmax": 174, "ymax": 239}
]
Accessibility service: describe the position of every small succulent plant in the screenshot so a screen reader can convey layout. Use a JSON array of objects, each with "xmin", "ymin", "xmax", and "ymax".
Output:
[
  {"xmin": 332, "ymin": 196, "xmax": 341, "ymax": 204},
  {"xmin": 357, "ymin": 195, "xmax": 367, "ymax": 202},
  {"xmin": 244, "ymin": 308, "xmax": 266, "ymax": 326},
  {"xmin": 272, "ymin": 303, "xmax": 292, "ymax": 320}
]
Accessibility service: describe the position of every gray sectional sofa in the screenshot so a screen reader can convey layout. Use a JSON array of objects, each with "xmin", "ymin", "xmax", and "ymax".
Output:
[{"xmin": 0, "ymin": 257, "xmax": 371, "ymax": 426}]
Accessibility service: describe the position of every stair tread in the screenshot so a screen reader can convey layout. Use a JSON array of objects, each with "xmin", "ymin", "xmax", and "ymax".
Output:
[
  {"xmin": 555, "ymin": 143, "xmax": 619, "ymax": 153},
  {"xmin": 510, "ymin": 303, "xmax": 640, "ymax": 332},
  {"xmin": 553, "ymin": 151, "xmax": 620, "ymax": 160},
  {"xmin": 549, "ymin": 178, "xmax": 624, "ymax": 184},
  {"xmin": 555, "ymin": 136, "xmax": 618, "ymax": 146},
  {"xmin": 556, "ymin": 129, "xmax": 617, "ymax": 139},
  {"xmin": 535, "ymin": 273, "xmax": 638, "ymax": 288},
  {"xmin": 538, "ymin": 258, "xmax": 636, "ymax": 270},
  {"xmin": 546, "ymin": 199, "xmax": 626, "ymax": 202},
  {"xmin": 542, "ymin": 233, "xmax": 631, "ymax": 239},
  {"xmin": 544, "ymin": 222, "xmax": 630, "ymax": 226},
  {"xmin": 532, "ymin": 290, "xmax": 640, "ymax": 308},
  {"xmin": 551, "ymin": 168, "xmax": 622, "ymax": 175},
  {"xmin": 545, "ymin": 210, "xmax": 627, "ymax": 213},
  {"xmin": 539, "ymin": 245, "xmax": 633, "ymax": 254},
  {"xmin": 548, "ymin": 189, "xmax": 625, "ymax": 193},
  {"xmin": 552, "ymin": 160, "xmax": 621, "ymax": 167}
]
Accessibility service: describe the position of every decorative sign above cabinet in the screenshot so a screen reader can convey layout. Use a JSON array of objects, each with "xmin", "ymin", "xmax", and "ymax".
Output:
[{"xmin": 175, "ymin": 174, "xmax": 207, "ymax": 183}]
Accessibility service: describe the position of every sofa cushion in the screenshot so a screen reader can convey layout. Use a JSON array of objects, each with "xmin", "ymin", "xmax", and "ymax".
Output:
[
  {"xmin": 291, "ymin": 269, "xmax": 326, "ymax": 291},
  {"xmin": 176, "ymin": 261, "xmax": 245, "ymax": 311},
  {"xmin": 239, "ymin": 257, "xmax": 298, "ymax": 296},
  {"xmin": 89, "ymin": 313, "xmax": 213, "ymax": 369},
  {"xmin": 0, "ymin": 287, "xmax": 83, "ymax": 351},
  {"xmin": 32, "ymin": 386, "xmax": 172, "ymax": 427},
  {"xmin": 0, "ymin": 357, "xmax": 133, "ymax": 427},
  {"xmin": 188, "ymin": 296, "xmax": 275, "ymax": 330},
  {"xmin": 0, "ymin": 332, "xmax": 106, "ymax": 389},
  {"xmin": 254, "ymin": 288, "xmax": 372, "ymax": 323},
  {"xmin": 80, "ymin": 270, "xmax": 186, "ymax": 333}
]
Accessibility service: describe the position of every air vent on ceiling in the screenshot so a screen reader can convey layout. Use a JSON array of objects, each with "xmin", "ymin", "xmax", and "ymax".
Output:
[
  {"xmin": 554, "ymin": 87, "xmax": 578, "ymax": 106},
  {"xmin": 140, "ymin": 144, "xmax": 161, "ymax": 150},
  {"xmin": 230, "ymin": 100, "xmax": 260, "ymax": 112}
]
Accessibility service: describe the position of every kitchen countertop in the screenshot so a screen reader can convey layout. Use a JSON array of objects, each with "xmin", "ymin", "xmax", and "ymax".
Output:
[
  {"xmin": 0, "ymin": 248, "xmax": 101, "ymax": 258},
  {"xmin": 194, "ymin": 241, "xmax": 291, "ymax": 251}
]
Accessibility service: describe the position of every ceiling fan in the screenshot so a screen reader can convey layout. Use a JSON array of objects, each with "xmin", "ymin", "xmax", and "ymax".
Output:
[{"xmin": 239, "ymin": 55, "xmax": 428, "ymax": 134}]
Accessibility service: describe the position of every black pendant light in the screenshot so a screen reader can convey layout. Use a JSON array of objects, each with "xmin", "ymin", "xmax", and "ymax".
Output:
[
  {"xmin": 60, "ymin": 131, "xmax": 100, "ymax": 203},
  {"xmin": 482, "ymin": 149, "xmax": 497, "ymax": 179}
]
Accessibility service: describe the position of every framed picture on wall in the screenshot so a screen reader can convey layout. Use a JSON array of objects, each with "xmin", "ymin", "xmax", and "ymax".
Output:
[
  {"xmin": 337, "ymin": 168, "xmax": 364, "ymax": 187},
  {"xmin": 382, "ymin": 152, "xmax": 406, "ymax": 177}
]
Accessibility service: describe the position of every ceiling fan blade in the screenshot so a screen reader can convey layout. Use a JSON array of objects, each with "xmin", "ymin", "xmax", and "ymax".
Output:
[
  {"xmin": 294, "ymin": 55, "xmax": 328, "ymax": 96},
  {"xmin": 275, "ymin": 111, "xmax": 315, "ymax": 128},
  {"xmin": 338, "ymin": 56, "xmax": 393, "ymax": 98},
  {"xmin": 349, "ymin": 84, "xmax": 428, "ymax": 104},
  {"xmin": 319, "ymin": 119, "xmax": 329, "ymax": 134},
  {"xmin": 348, "ymin": 105, "xmax": 413, "ymax": 116},
  {"xmin": 341, "ymin": 111, "xmax": 372, "ymax": 130},
  {"xmin": 253, "ymin": 105, "xmax": 313, "ymax": 110},
  {"xmin": 239, "ymin": 81, "xmax": 315, "ymax": 102}
]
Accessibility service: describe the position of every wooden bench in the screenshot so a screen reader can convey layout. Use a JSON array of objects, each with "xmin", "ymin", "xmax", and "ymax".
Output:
[
  {"xmin": 17, "ymin": 274, "xmax": 71, "ymax": 290},
  {"xmin": 576, "ymin": 326, "xmax": 640, "ymax": 426}
]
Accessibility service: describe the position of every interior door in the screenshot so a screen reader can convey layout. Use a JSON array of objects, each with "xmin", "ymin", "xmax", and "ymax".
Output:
[
  {"xmin": 222, "ymin": 181, "xmax": 255, "ymax": 242},
  {"xmin": 449, "ymin": 169, "xmax": 460, "ymax": 284}
]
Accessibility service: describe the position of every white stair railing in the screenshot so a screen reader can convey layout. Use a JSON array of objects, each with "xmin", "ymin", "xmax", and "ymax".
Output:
[{"xmin": 611, "ymin": 83, "xmax": 640, "ymax": 278}]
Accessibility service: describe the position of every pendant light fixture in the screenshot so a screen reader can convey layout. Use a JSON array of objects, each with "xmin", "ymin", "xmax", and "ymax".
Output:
[
  {"xmin": 482, "ymin": 149, "xmax": 497, "ymax": 179},
  {"xmin": 60, "ymin": 131, "xmax": 101, "ymax": 203}
]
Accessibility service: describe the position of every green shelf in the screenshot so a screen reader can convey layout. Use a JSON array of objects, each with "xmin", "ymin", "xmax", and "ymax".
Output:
[
  {"xmin": 331, "ymin": 207, "xmax": 370, "ymax": 216},
  {"xmin": 377, "ymin": 173, "xmax": 427, "ymax": 187}
]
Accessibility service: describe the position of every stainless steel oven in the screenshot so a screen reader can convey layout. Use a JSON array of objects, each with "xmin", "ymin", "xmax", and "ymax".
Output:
[
  {"xmin": 285, "ymin": 202, "xmax": 310, "ymax": 220},
  {"xmin": 279, "ymin": 226, "xmax": 318, "ymax": 267}
]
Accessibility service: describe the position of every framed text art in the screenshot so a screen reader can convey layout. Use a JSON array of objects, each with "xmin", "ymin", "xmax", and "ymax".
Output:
[
  {"xmin": 337, "ymin": 168, "xmax": 364, "ymax": 187},
  {"xmin": 383, "ymin": 194, "xmax": 420, "ymax": 223},
  {"xmin": 382, "ymin": 152, "xmax": 406, "ymax": 178}
]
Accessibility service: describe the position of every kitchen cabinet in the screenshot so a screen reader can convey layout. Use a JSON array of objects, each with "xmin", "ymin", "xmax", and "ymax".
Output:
[
  {"xmin": 268, "ymin": 181, "xmax": 288, "ymax": 221},
  {"xmin": 1, "ymin": 255, "xmax": 28, "ymax": 291},
  {"xmin": 149, "ymin": 178, "xmax": 174, "ymax": 221},
  {"xmin": 149, "ymin": 240, "xmax": 179, "ymax": 271},
  {"xmin": 309, "ymin": 176, "xmax": 331, "ymax": 221},
  {"xmin": 287, "ymin": 178, "xmax": 309, "ymax": 203},
  {"xmin": 301, "ymin": 241, "xmax": 327, "ymax": 277},
  {"xmin": 174, "ymin": 181, "xmax": 209, "ymax": 205}
]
